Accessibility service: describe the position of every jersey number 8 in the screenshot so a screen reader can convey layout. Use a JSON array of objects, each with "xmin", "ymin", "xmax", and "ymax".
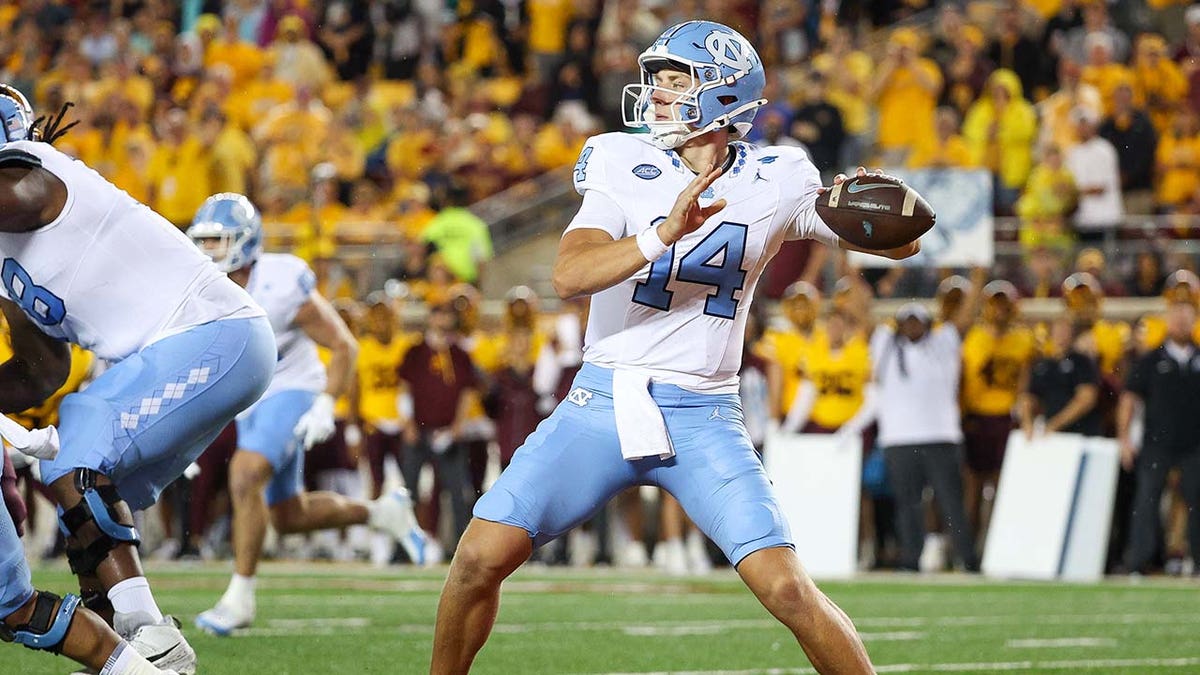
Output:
[
  {"xmin": 2, "ymin": 258, "xmax": 66, "ymax": 327},
  {"xmin": 632, "ymin": 220, "xmax": 748, "ymax": 320}
]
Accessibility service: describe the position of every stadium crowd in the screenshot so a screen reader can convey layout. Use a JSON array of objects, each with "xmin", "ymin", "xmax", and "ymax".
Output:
[{"xmin": 3, "ymin": 0, "xmax": 1200, "ymax": 578}]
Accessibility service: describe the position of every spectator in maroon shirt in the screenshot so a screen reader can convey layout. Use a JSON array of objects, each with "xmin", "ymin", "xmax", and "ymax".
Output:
[
  {"xmin": 487, "ymin": 330, "xmax": 545, "ymax": 470},
  {"xmin": 397, "ymin": 302, "xmax": 482, "ymax": 550}
]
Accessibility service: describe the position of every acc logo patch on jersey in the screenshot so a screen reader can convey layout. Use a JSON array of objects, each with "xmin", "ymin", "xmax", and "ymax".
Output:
[{"xmin": 632, "ymin": 164, "xmax": 662, "ymax": 180}]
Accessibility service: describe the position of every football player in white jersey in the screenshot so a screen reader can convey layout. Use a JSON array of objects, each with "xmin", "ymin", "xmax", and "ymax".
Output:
[
  {"xmin": 186, "ymin": 194, "xmax": 428, "ymax": 636},
  {"xmin": 432, "ymin": 22, "xmax": 916, "ymax": 673},
  {"xmin": 0, "ymin": 85, "xmax": 275, "ymax": 674}
]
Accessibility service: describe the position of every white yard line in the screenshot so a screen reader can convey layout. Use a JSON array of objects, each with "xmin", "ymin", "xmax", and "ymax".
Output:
[
  {"xmin": 1005, "ymin": 637, "xmax": 1116, "ymax": 649},
  {"xmin": 596, "ymin": 656, "xmax": 1200, "ymax": 675}
]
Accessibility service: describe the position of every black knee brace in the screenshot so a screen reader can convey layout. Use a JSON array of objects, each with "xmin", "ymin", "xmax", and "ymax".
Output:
[
  {"xmin": 0, "ymin": 592, "xmax": 79, "ymax": 653},
  {"xmin": 59, "ymin": 469, "xmax": 141, "ymax": 576}
]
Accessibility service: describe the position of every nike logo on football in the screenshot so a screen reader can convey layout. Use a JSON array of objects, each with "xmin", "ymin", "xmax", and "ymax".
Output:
[{"xmin": 845, "ymin": 182, "xmax": 898, "ymax": 194}]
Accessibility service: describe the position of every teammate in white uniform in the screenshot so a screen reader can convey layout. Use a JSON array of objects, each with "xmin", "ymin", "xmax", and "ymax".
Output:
[
  {"xmin": 432, "ymin": 22, "xmax": 917, "ymax": 673},
  {"xmin": 186, "ymin": 194, "xmax": 427, "ymax": 636},
  {"xmin": 0, "ymin": 85, "xmax": 274, "ymax": 674}
]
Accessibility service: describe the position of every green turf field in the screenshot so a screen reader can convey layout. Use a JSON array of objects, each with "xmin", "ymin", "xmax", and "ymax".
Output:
[{"xmin": 11, "ymin": 562, "xmax": 1200, "ymax": 674}]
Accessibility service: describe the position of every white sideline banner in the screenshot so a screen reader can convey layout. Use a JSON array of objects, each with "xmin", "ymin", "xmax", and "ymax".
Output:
[
  {"xmin": 983, "ymin": 432, "xmax": 1084, "ymax": 580},
  {"xmin": 982, "ymin": 433, "xmax": 1118, "ymax": 581},
  {"xmin": 1060, "ymin": 438, "xmax": 1120, "ymax": 582},
  {"xmin": 764, "ymin": 431, "xmax": 861, "ymax": 579}
]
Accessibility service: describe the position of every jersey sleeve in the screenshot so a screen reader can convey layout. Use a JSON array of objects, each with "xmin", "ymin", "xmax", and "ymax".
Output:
[
  {"xmin": 776, "ymin": 148, "xmax": 840, "ymax": 247},
  {"xmin": 567, "ymin": 135, "xmax": 630, "ymax": 239},
  {"xmin": 564, "ymin": 189, "xmax": 627, "ymax": 239}
]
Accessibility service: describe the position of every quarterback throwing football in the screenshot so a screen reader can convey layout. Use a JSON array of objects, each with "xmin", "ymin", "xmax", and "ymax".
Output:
[{"xmin": 432, "ymin": 21, "xmax": 916, "ymax": 673}]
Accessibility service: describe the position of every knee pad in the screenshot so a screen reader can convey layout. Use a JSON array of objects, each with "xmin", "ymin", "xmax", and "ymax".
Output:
[
  {"xmin": 0, "ymin": 592, "xmax": 79, "ymax": 653},
  {"xmin": 59, "ymin": 469, "xmax": 141, "ymax": 576}
]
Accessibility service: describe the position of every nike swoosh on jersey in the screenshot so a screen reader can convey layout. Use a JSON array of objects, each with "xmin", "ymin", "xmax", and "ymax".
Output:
[{"xmin": 845, "ymin": 182, "xmax": 899, "ymax": 194}]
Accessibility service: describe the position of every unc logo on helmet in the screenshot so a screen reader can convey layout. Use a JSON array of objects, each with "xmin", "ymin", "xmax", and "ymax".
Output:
[
  {"xmin": 704, "ymin": 31, "xmax": 755, "ymax": 72},
  {"xmin": 187, "ymin": 193, "xmax": 264, "ymax": 273},
  {"xmin": 622, "ymin": 21, "xmax": 767, "ymax": 149}
]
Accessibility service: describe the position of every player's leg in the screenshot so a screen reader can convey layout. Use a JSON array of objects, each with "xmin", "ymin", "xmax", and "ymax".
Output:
[
  {"xmin": 431, "ymin": 519, "xmax": 532, "ymax": 674},
  {"xmin": 433, "ymin": 366, "xmax": 635, "ymax": 673},
  {"xmin": 922, "ymin": 443, "xmax": 979, "ymax": 571},
  {"xmin": 656, "ymin": 392, "xmax": 872, "ymax": 673},
  {"xmin": 882, "ymin": 444, "xmax": 927, "ymax": 570},
  {"xmin": 1124, "ymin": 450, "xmax": 1172, "ymax": 573},
  {"xmin": 1176, "ymin": 452, "xmax": 1200, "ymax": 572},
  {"xmin": 39, "ymin": 316, "xmax": 272, "ymax": 669},
  {"xmin": 736, "ymin": 548, "xmax": 872, "ymax": 673},
  {"xmin": 2, "ymin": 476, "xmax": 167, "ymax": 674}
]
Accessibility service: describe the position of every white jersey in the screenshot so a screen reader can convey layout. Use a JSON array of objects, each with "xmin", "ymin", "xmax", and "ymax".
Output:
[
  {"xmin": 567, "ymin": 132, "xmax": 839, "ymax": 393},
  {"xmin": 247, "ymin": 253, "xmax": 326, "ymax": 397},
  {"xmin": 0, "ymin": 140, "xmax": 261, "ymax": 362}
]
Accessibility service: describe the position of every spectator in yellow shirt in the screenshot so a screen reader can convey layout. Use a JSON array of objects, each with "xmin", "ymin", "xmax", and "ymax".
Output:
[
  {"xmin": 206, "ymin": 13, "xmax": 267, "ymax": 87},
  {"xmin": 526, "ymin": 0, "xmax": 574, "ymax": 81},
  {"xmin": 1016, "ymin": 143, "xmax": 1077, "ymax": 253},
  {"xmin": 1155, "ymin": 109, "xmax": 1200, "ymax": 210},
  {"xmin": 812, "ymin": 27, "xmax": 873, "ymax": 169},
  {"xmin": 202, "ymin": 108, "xmax": 257, "ymax": 196},
  {"xmin": 533, "ymin": 102, "xmax": 592, "ymax": 171},
  {"xmin": 1080, "ymin": 32, "xmax": 1133, "ymax": 116},
  {"xmin": 1038, "ymin": 57, "xmax": 1103, "ymax": 152},
  {"xmin": 963, "ymin": 69, "xmax": 1038, "ymax": 213},
  {"xmin": 907, "ymin": 107, "xmax": 975, "ymax": 169},
  {"xmin": 148, "ymin": 107, "xmax": 213, "ymax": 226},
  {"xmin": 269, "ymin": 14, "xmax": 332, "ymax": 90},
  {"xmin": 872, "ymin": 28, "xmax": 942, "ymax": 162},
  {"xmin": 1133, "ymin": 33, "xmax": 1187, "ymax": 132}
]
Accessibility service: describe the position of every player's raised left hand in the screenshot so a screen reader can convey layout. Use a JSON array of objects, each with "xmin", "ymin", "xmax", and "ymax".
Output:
[{"xmin": 658, "ymin": 160, "xmax": 727, "ymax": 244}]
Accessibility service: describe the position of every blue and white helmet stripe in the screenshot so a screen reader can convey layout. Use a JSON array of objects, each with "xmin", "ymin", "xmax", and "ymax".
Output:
[
  {"xmin": 622, "ymin": 21, "xmax": 767, "ymax": 149},
  {"xmin": 188, "ymin": 193, "xmax": 264, "ymax": 273},
  {"xmin": 0, "ymin": 83, "xmax": 36, "ymax": 145}
]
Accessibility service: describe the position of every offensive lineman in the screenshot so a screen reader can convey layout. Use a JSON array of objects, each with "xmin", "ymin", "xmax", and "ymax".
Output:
[
  {"xmin": 431, "ymin": 21, "xmax": 916, "ymax": 673},
  {"xmin": 187, "ymin": 194, "xmax": 427, "ymax": 636},
  {"xmin": 0, "ymin": 85, "xmax": 274, "ymax": 674}
]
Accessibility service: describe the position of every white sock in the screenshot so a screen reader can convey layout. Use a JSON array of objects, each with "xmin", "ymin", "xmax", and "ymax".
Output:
[
  {"xmin": 220, "ymin": 574, "xmax": 256, "ymax": 608},
  {"xmin": 108, "ymin": 577, "xmax": 163, "ymax": 624},
  {"xmin": 100, "ymin": 641, "xmax": 162, "ymax": 675}
]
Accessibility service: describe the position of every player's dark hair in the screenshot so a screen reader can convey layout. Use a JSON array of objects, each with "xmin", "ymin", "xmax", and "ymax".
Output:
[{"xmin": 31, "ymin": 101, "xmax": 79, "ymax": 146}]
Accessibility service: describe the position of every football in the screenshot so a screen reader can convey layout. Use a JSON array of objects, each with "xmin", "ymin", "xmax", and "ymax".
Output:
[{"xmin": 814, "ymin": 174, "xmax": 936, "ymax": 250}]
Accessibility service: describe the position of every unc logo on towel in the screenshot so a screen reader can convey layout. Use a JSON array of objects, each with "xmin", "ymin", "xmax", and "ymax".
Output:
[
  {"xmin": 567, "ymin": 387, "xmax": 593, "ymax": 407},
  {"xmin": 632, "ymin": 164, "xmax": 662, "ymax": 180},
  {"xmin": 705, "ymin": 31, "xmax": 754, "ymax": 72}
]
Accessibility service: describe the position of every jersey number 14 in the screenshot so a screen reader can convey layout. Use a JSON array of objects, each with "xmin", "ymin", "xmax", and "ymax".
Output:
[{"xmin": 632, "ymin": 220, "xmax": 748, "ymax": 320}]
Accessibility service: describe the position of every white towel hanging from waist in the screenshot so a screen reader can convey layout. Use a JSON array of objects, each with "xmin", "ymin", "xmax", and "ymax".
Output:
[{"xmin": 611, "ymin": 369, "xmax": 675, "ymax": 461}]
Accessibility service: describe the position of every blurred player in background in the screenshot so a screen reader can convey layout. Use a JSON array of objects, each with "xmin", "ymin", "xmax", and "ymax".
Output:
[
  {"xmin": 186, "ymin": 193, "xmax": 425, "ymax": 636},
  {"xmin": 432, "ymin": 21, "xmax": 917, "ymax": 673},
  {"xmin": 760, "ymin": 281, "xmax": 823, "ymax": 422},
  {"xmin": 959, "ymin": 281, "xmax": 1035, "ymax": 548},
  {"xmin": 0, "ymin": 84, "xmax": 275, "ymax": 674}
]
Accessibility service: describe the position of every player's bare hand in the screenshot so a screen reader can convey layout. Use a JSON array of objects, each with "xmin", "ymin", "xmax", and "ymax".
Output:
[
  {"xmin": 659, "ymin": 161, "xmax": 727, "ymax": 243},
  {"xmin": 878, "ymin": 240, "xmax": 920, "ymax": 260}
]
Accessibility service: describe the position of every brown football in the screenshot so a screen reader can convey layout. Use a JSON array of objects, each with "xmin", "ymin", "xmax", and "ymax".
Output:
[{"xmin": 814, "ymin": 174, "xmax": 936, "ymax": 250}]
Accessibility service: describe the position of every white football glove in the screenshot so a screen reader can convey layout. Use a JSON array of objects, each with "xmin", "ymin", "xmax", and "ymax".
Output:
[
  {"xmin": 0, "ymin": 414, "xmax": 60, "ymax": 460},
  {"xmin": 294, "ymin": 393, "xmax": 337, "ymax": 451}
]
